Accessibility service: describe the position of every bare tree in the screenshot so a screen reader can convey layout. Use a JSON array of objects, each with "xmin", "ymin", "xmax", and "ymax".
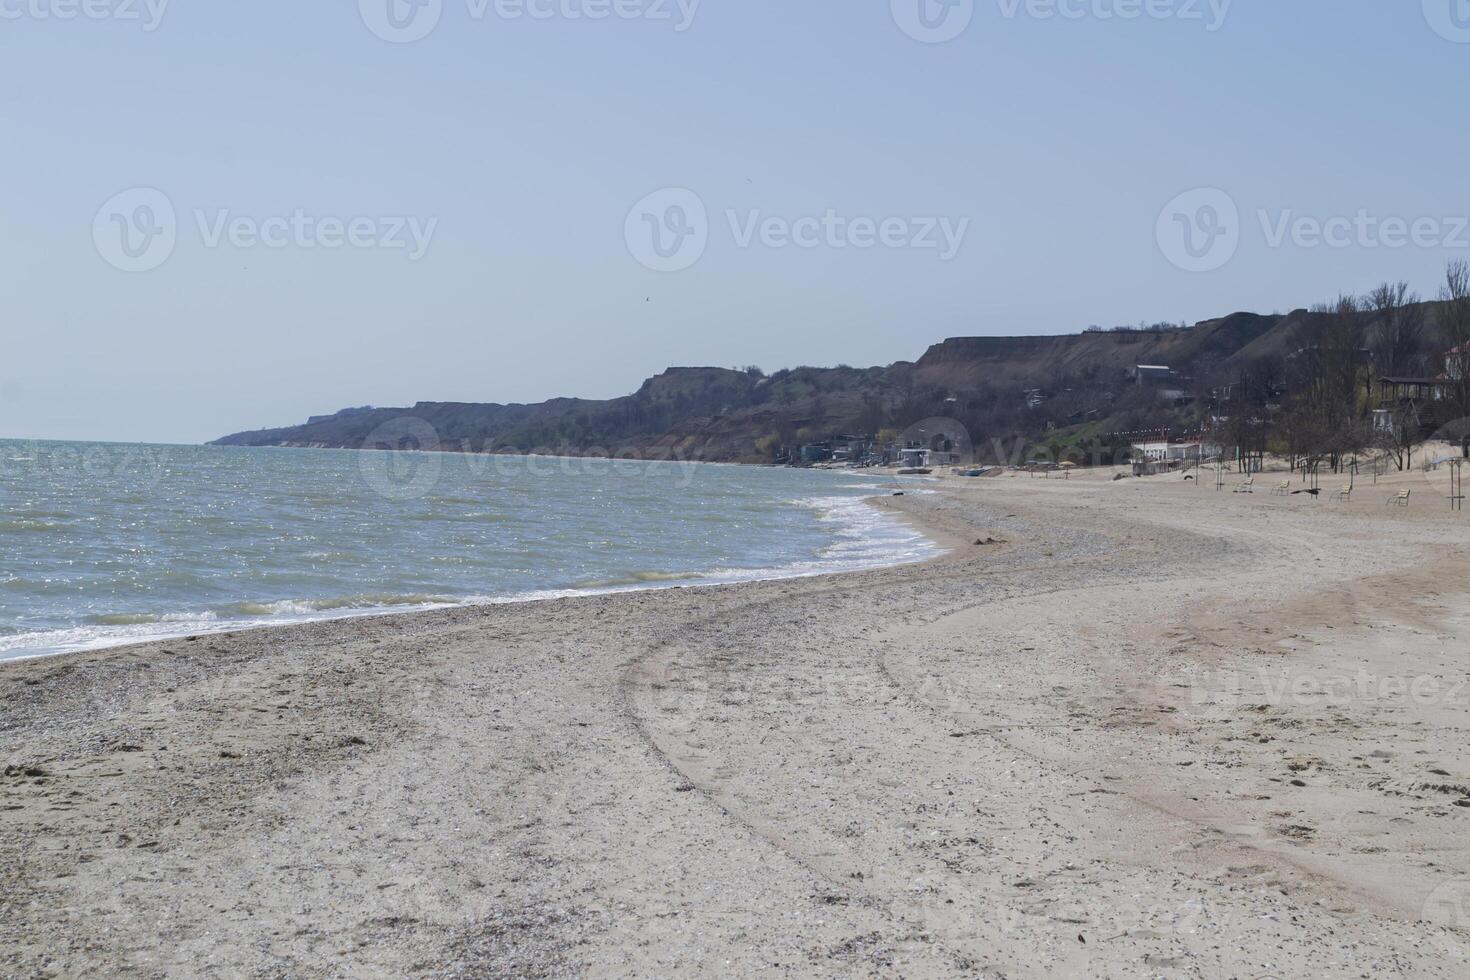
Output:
[
  {"xmin": 1434, "ymin": 260, "xmax": 1470, "ymax": 461},
  {"xmin": 1442, "ymin": 262, "xmax": 1470, "ymax": 437},
  {"xmin": 1444, "ymin": 260, "xmax": 1470, "ymax": 345},
  {"xmin": 1365, "ymin": 281, "xmax": 1426, "ymax": 380},
  {"xmin": 1286, "ymin": 296, "xmax": 1370, "ymax": 471},
  {"xmin": 1376, "ymin": 402, "xmax": 1420, "ymax": 471}
]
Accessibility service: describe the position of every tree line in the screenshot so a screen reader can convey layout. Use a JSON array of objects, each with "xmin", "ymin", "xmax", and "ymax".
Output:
[{"xmin": 1216, "ymin": 261, "xmax": 1470, "ymax": 474}]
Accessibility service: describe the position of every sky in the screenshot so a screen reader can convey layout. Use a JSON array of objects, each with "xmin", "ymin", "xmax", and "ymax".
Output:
[{"xmin": 3, "ymin": 0, "xmax": 1469, "ymax": 444}]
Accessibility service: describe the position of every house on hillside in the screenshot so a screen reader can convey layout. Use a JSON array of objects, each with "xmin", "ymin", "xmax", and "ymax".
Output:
[
  {"xmin": 1446, "ymin": 343, "xmax": 1470, "ymax": 382},
  {"xmin": 1136, "ymin": 364, "xmax": 1193, "ymax": 403}
]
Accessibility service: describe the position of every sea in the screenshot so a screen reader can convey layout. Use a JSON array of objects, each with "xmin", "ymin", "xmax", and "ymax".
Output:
[{"xmin": 0, "ymin": 440, "xmax": 939, "ymax": 660}]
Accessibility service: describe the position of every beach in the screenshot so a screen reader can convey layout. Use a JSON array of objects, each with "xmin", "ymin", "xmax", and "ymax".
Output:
[{"xmin": 3, "ymin": 471, "xmax": 1469, "ymax": 978}]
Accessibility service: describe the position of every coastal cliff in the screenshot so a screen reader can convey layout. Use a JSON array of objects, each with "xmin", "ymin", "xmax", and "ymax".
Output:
[{"xmin": 211, "ymin": 304, "xmax": 1441, "ymax": 463}]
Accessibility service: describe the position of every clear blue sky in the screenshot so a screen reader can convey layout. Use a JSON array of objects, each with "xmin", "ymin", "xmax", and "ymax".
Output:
[{"xmin": 3, "ymin": 1, "xmax": 1468, "ymax": 443}]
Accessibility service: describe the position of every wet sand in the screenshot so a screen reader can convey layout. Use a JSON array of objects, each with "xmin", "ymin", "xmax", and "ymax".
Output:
[{"xmin": 3, "ymin": 473, "xmax": 1469, "ymax": 977}]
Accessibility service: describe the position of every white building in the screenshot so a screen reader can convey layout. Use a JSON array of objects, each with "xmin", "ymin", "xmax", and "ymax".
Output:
[{"xmin": 1131, "ymin": 440, "xmax": 1220, "ymax": 464}]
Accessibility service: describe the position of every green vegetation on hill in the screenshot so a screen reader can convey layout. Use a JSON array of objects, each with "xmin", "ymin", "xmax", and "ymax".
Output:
[{"xmin": 213, "ymin": 274, "xmax": 1470, "ymax": 468}]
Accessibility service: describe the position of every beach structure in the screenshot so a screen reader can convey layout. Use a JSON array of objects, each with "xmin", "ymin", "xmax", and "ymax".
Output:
[
  {"xmin": 897, "ymin": 447, "xmax": 928, "ymax": 468},
  {"xmin": 1130, "ymin": 438, "xmax": 1220, "ymax": 475},
  {"xmin": 1377, "ymin": 377, "xmax": 1455, "ymax": 441},
  {"xmin": 800, "ymin": 443, "xmax": 833, "ymax": 463}
]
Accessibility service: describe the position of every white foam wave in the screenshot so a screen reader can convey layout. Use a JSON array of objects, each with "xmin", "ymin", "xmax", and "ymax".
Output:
[{"xmin": 0, "ymin": 492, "xmax": 941, "ymax": 662}]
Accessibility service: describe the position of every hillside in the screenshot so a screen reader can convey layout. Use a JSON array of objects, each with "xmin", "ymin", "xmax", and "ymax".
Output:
[{"xmin": 212, "ymin": 302, "xmax": 1455, "ymax": 463}]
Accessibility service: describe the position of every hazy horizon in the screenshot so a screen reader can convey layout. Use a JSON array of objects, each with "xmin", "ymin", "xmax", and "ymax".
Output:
[{"xmin": 6, "ymin": 2, "xmax": 1470, "ymax": 443}]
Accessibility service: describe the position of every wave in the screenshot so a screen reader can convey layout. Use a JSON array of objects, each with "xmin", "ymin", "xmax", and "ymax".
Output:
[
  {"xmin": 89, "ymin": 611, "xmax": 220, "ymax": 626},
  {"xmin": 572, "ymin": 570, "xmax": 707, "ymax": 590},
  {"xmin": 0, "ymin": 519, "xmax": 66, "ymax": 533},
  {"xmin": 228, "ymin": 594, "xmax": 457, "ymax": 616},
  {"xmin": 0, "ymin": 487, "xmax": 941, "ymax": 663}
]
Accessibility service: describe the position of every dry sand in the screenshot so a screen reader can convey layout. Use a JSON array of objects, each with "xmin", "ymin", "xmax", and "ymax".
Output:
[{"xmin": 3, "ymin": 469, "xmax": 1470, "ymax": 977}]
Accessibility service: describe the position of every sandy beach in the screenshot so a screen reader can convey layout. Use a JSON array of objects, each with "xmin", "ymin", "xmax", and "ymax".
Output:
[{"xmin": 4, "ymin": 470, "xmax": 1469, "ymax": 978}]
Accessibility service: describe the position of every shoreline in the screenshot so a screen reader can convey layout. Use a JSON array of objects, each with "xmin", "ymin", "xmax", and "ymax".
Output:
[
  {"xmin": 0, "ymin": 483, "xmax": 944, "ymax": 664},
  {"xmin": 4, "ymin": 478, "xmax": 1468, "ymax": 977}
]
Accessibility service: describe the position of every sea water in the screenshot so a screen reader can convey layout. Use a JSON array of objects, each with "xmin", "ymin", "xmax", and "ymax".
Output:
[{"xmin": 0, "ymin": 441, "xmax": 939, "ymax": 660}]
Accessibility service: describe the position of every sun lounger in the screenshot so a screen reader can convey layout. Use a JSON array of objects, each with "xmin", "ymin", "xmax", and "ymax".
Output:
[{"xmin": 1387, "ymin": 489, "xmax": 1411, "ymax": 507}]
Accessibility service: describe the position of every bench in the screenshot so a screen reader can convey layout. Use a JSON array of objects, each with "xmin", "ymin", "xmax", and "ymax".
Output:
[
  {"xmin": 1387, "ymin": 489, "xmax": 1411, "ymax": 507},
  {"xmin": 1233, "ymin": 477, "xmax": 1255, "ymax": 494},
  {"xmin": 1271, "ymin": 481, "xmax": 1291, "ymax": 496},
  {"xmin": 1332, "ymin": 485, "xmax": 1353, "ymax": 503}
]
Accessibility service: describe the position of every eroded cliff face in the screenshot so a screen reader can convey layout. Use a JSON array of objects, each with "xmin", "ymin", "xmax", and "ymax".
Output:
[
  {"xmin": 912, "ymin": 313, "xmax": 1287, "ymax": 389},
  {"xmin": 208, "ymin": 308, "xmax": 1356, "ymax": 463}
]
